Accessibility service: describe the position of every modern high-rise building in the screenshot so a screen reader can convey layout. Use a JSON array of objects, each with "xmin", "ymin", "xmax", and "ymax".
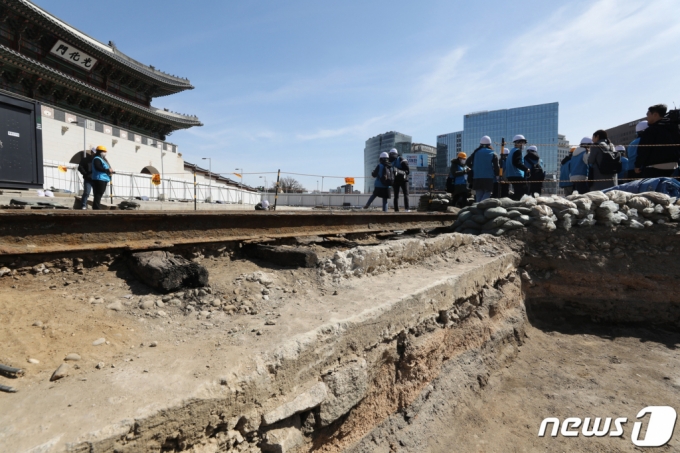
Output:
[
  {"xmin": 363, "ymin": 131, "xmax": 411, "ymax": 193},
  {"xmin": 557, "ymin": 134, "xmax": 571, "ymax": 166},
  {"xmin": 462, "ymin": 102, "xmax": 560, "ymax": 177},
  {"xmin": 605, "ymin": 118, "xmax": 646, "ymax": 148},
  {"xmin": 435, "ymin": 131, "xmax": 463, "ymax": 190}
]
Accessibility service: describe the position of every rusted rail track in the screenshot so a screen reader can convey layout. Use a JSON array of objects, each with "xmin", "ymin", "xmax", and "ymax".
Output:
[{"xmin": 0, "ymin": 210, "xmax": 455, "ymax": 256}]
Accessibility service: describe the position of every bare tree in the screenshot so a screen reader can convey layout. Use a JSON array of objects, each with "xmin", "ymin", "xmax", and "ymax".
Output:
[{"xmin": 273, "ymin": 177, "xmax": 306, "ymax": 193}]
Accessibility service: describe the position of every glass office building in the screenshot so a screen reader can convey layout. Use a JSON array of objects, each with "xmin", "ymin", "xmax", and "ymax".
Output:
[
  {"xmin": 435, "ymin": 131, "xmax": 463, "ymax": 190},
  {"xmin": 462, "ymin": 102, "xmax": 559, "ymax": 177},
  {"xmin": 363, "ymin": 131, "xmax": 412, "ymax": 193}
]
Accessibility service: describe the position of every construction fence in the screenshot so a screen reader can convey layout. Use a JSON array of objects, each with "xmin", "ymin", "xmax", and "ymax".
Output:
[{"xmin": 42, "ymin": 160, "xmax": 261, "ymax": 205}]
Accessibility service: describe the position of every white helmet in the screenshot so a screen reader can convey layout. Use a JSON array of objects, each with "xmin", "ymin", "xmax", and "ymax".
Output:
[
  {"xmin": 526, "ymin": 145, "xmax": 538, "ymax": 152},
  {"xmin": 635, "ymin": 121, "xmax": 649, "ymax": 132},
  {"xmin": 502, "ymin": 148, "xmax": 509, "ymax": 155},
  {"xmin": 379, "ymin": 152, "xmax": 389, "ymax": 158},
  {"xmin": 388, "ymin": 148, "xmax": 398, "ymax": 155},
  {"xmin": 480, "ymin": 135, "xmax": 492, "ymax": 145},
  {"xmin": 580, "ymin": 137, "xmax": 593, "ymax": 145},
  {"xmin": 512, "ymin": 134, "xmax": 526, "ymax": 142},
  {"xmin": 615, "ymin": 145, "xmax": 626, "ymax": 152}
]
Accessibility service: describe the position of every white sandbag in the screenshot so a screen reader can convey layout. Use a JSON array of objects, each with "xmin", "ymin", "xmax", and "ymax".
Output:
[
  {"xmin": 638, "ymin": 191, "xmax": 671, "ymax": 206},
  {"xmin": 627, "ymin": 196, "xmax": 653, "ymax": 211}
]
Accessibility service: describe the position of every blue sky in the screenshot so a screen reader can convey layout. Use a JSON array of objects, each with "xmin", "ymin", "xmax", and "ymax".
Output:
[{"xmin": 34, "ymin": 0, "xmax": 680, "ymax": 191}]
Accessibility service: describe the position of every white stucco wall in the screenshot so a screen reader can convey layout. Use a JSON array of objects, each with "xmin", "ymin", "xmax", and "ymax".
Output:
[{"xmin": 40, "ymin": 107, "xmax": 185, "ymax": 177}]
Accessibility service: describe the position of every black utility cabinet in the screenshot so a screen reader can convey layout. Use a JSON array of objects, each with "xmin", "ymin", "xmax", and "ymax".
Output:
[{"xmin": 0, "ymin": 93, "xmax": 43, "ymax": 189}]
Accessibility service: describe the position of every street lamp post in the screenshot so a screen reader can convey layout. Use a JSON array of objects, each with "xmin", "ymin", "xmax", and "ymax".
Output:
[
  {"xmin": 259, "ymin": 175, "xmax": 267, "ymax": 192},
  {"xmin": 202, "ymin": 157, "xmax": 212, "ymax": 202},
  {"xmin": 70, "ymin": 119, "xmax": 86, "ymax": 158},
  {"xmin": 235, "ymin": 168, "xmax": 243, "ymax": 204}
]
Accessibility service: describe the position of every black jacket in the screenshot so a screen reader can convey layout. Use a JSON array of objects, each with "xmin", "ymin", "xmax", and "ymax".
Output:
[
  {"xmin": 636, "ymin": 119, "xmax": 680, "ymax": 167},
  {"xmin": 512, "ymin": 148, "xmax": 530, "ymax": 173},
  {"xmin": 78, "ymin": 154, "xmax": 94, "ymax": 180},
  {"xmin": 561, "ymin": 154, "xmax": 572, "ymax": 166}
]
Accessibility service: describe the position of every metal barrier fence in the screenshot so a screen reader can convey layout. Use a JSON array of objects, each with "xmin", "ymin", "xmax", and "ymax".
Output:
[
  {"xmin": 42, "ymin": 160, "xmax": 261, "ymax": 205},
  {"xmin": 261, "ymin": 192, "xmax": 421, "ymax": 209}
]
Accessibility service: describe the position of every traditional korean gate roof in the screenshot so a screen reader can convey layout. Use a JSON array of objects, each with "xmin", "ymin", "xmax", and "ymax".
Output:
[
  {"xmin": 0, "ymin": 43, "xmax": 201, "ymax": 129},
  {"xmin": 7, "ymin": 0, "xmax": 194, "ymax": 96}
]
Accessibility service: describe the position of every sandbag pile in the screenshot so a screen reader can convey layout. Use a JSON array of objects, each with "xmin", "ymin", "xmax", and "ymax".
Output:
[{"xmin": 450, "ymin": 190, "xmax": 680, "ymax": 236}]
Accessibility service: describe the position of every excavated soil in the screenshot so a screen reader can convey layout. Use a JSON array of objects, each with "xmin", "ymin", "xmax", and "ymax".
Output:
[{"xmin": 1, "ymin": 226, "xmax": 679, "ymax": 452}]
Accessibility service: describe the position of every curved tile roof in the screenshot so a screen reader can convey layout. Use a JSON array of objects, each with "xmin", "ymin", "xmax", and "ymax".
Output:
[
  {"xmin": 0, "ymin": 43, "xmax": 202, "ymax": 128},
  {"xmin": 10, "ymin": 0, "xmax": 194, "ymax": 92}
]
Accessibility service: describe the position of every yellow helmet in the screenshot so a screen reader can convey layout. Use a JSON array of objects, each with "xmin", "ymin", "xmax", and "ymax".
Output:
[
  {"xmin": 457, "ymin": 152, "xmax": 467, "ymax": 159},
  {"xmin": 96, "ymin": 145, "xmax": 108, "ymax": 152}
]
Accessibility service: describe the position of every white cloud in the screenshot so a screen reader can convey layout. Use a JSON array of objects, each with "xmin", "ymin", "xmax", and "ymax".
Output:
[{"xmin": 297, "ymin": 0, "xmax": 680, "ymax": 141}]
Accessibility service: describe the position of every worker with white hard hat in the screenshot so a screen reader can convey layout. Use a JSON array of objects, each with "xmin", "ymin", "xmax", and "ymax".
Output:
[
  {"xmin": 614, "ymin": 145, "xmax": 628, "ymax": 184},
  {"xmin": 465, "ymin": 136, "xmax": 499, "ymax": 202},
  {"xmin": 388, "ymin": 148, "xmax": 411, "ymax": 212},
  {"xmin": 627, "ymin": 120, "xmax": 648, "ymax": 180},
  {"xmin": 524, "ymin": 145, "xmax": 545, "ymax": 196},
  {"xmin": 570, "ymin": 137, "xmax": 593, "ymax": 194},
  {"xmin": 364, "ymin": 151, "xmax": 392, "ymax": 211},
  {"xmin": 505, "ymin": 134, "xmax": 530, "ymax": 200}
]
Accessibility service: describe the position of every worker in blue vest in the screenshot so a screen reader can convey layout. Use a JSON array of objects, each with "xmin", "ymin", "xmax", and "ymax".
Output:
[
  {"xmin": 363, "ymin": 151, "xmax": 392, "ymax": 211},
  {"xmin": 449, "ymin": 152, "xmax": 470, "ymax": 207},
  {"xmin": 388, "ymin": 149, "xmax": 411, "ymax": 212},
  {"xmin": 615, "ymin": 145, "xmax": 628, "ymax": 184},
  {"xmin": 559, "ymin": 147, "xmax": 575, "ymax": 195},
  {"xmin": 465, "ymin": 136, "xmax": 499, "ymax": 202},
  {"xmin": 627, "ymin": 120, "xmax": 647, "ymax": 180},
  {"xmin": 91, "ymin": 145, "xmax": 113, "ymax": 210},
  {"xmin": 505, "ymin": 134, "xmax": 531, "ymax": 200},
  {"xmin": 570, "ymin": 137, "xmax": 591, "ymax": 194}
]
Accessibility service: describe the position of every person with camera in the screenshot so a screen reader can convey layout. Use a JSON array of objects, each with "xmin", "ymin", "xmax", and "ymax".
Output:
[{"xmin": 635, "ymin": 104, "xmax": 680, "ymax": 178}]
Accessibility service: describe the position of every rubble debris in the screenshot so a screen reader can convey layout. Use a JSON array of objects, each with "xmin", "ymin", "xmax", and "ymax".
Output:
[
  {"xmin": 243, "ymin": 244, "xmax": 319, "ymax": 268},
  {"xmin": 128, "ymin": 251, "xmax": 209, "ymax": 293}
]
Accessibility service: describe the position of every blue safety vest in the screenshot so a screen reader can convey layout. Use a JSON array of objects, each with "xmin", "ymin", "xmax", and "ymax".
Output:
[
  {"xmin": 91, "ymin": 156, "xmax": 111, "ymax": 182},
  {"xmin": 451, "ymin": 163, "xmax": 468, "ymax": 185},
  {"xmin": 473, "ymin": 147, "xmax": 496, "ymax": 179},
  {"xmin": 559, "ymin": 157, "xmax": 572, "ymax": 187},
  {"xmin": 374, "ymin": 163, "xmax": 387, "ymax": 188},
  {"xmin": 570, "ymin": 147, "xmax": 589, "ymax": 178},
  {"xmin": 505, "ymin": 147, "xmax": 525, "ymax": 178},
  {"xmin": 618, "ymin": 157, "xmax": 629, "ymax": 181}
]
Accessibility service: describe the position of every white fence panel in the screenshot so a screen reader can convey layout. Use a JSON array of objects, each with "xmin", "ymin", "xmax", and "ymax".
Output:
[{"xmin": 42, "ymin": 161, "xmax": 259, "ymax": 205}]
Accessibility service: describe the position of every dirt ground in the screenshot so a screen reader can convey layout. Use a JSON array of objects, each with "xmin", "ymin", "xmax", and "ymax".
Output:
[{"xmin": 428, "ymin": 320, "xmax": 680, "ymax": 453}]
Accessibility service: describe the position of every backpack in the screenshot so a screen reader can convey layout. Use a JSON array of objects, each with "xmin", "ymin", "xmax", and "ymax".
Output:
[
  {"xmin": 380, "ymin": 163, "xmax": 395, "ymax": 186},
  {"xmin": 531, "ymin": 162, "xmax": 545, "ymax": 181},
  {"xmin": 598, "ymin": 144, "xmax": 622, "ymax": 175}
]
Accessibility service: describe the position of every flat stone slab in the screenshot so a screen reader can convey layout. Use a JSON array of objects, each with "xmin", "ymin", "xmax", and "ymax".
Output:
[{"xmin": 262, "ymin": 382, "xmax": 328, "ymax": 426}]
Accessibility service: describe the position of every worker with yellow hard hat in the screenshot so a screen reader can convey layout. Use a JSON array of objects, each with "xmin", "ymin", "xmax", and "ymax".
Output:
[
  {"xmin": 447, "ymin": 151, "xmax": 471, "ymax": 208},
  {"xmin": 91, "ymin": 145, "xmax": 114, "ymax": 210}
]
